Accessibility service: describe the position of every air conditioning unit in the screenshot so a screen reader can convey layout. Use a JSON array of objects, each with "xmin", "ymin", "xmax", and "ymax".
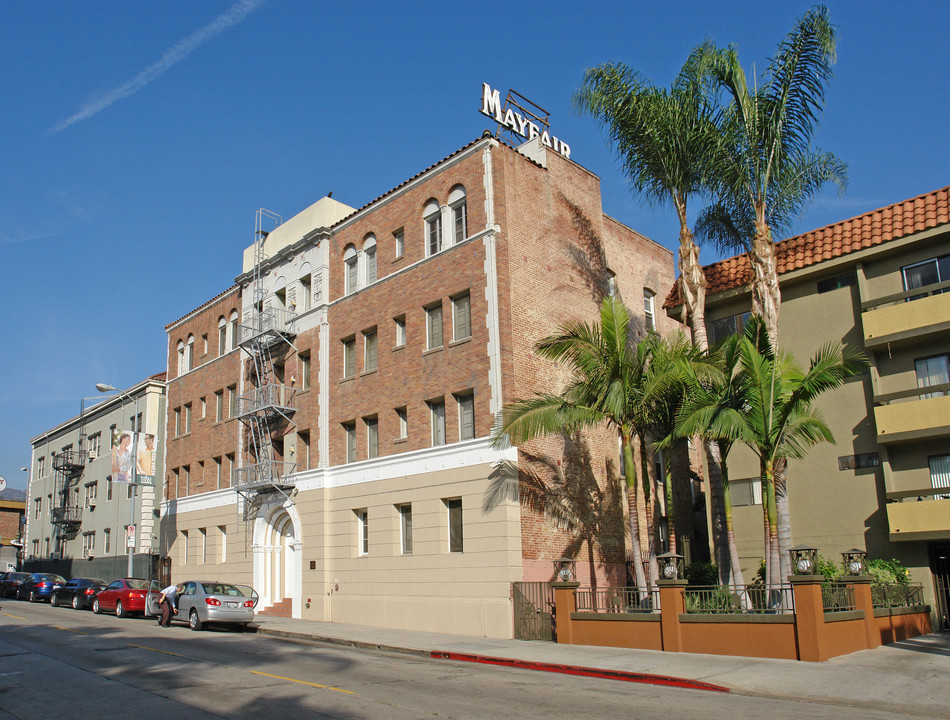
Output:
[
  {"xmin": 86, "ymin": 498, "xmax": 96, "ymax": 510},
  {"xmin": 88, "ymin": 451, "xmax": 97, "ymax": 461}
]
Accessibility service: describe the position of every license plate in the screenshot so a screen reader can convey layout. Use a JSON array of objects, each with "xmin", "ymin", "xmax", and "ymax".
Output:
[{"xmin": 227, "ymin": 602, "xmax": 238, "ymax": 608}]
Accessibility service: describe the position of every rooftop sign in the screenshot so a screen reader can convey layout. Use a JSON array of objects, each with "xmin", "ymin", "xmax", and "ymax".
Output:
[{"xmin": 480, "ymin": 83, "xmax": 571, "ymax": 159}]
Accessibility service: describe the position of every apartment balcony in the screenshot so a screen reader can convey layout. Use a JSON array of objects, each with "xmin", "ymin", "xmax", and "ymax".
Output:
[
  {"xmin": 235, "ymin": 384, "xmax": 297, "ymax": 420},
  {"xmin": 861, "ymin": 280, "xmax": 950, "ymax": 349},
  {"xmin": 234, "ymin": 460, "xmax": 298, "ymax": 491},
  {"xmin": 886, "ymin": 489, "xmax": 950, "ymax": 541},
  {"xmin": 873, "ymin": 392, "xmax": 950, "ymax": 444},
  {"xmin": 50, "ymin": 505, "xmax": 83, "ymax": 527},
  {"xmin": 52, "ymin": 449, "xmax": 86, "ymax": 475},
  {"xmin": 238, "ymin": 308, "xmax": 296, "ymax": 349}
]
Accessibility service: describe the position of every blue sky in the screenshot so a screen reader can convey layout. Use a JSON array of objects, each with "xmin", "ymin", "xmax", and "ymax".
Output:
[{"xmin": 2, "ymin": 1, "xmax": 947, "ymax": 491}]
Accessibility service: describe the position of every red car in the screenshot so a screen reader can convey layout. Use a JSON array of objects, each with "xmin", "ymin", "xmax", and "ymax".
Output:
[{"xmin": 92, "ymin": 578, "xmax": 151, "ymax": 618}]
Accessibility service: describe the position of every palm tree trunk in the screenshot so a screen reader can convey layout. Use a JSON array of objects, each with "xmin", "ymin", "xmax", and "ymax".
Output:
[
  {"xmin": 774, "ymin": 456, "xmax": 792, "ymax": 580},
  {"xmin": 750, "ymin": 222, "xmax": 782, "ymax": 346},
  {"xmin": 664, "ymin": 453, "xmax": 676, "ymax": 555},
  {"xmin": 639, "ymin": 434, "xmax": 659, "ymax": 585},
  {"xmin": 765, "ymin": 460, "xmax": 781, "ymax": 588},
  {"xmin": 721, "ymin": 459, "xmax": 746, "ymax": 589},
  {"xmin": 622, "ymin": 434, "xmax": 649, "ymax": 599},
  {"xmin": 706, "ymin": 440, "xmax": 731, "ymax": 586},
  {"xmin": 678, "ymin": 226, "xmax": 709, "ymax": 349}
]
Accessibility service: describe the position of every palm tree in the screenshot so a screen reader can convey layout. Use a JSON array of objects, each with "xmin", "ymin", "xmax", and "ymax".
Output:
[
  {"xmin": 683, "ymin": 317, "xmax": 865, "ymax": 588},
  {"xmin": 492, "ymin": 298, "xmax": 676, "ymax": 596},
  {"xmin": 574, "ymin": 46, "xmax": 721, "ymax": 349},
  {"xmin": 697, "ymin": 5, "xmax": 847, "ymax": 346}
]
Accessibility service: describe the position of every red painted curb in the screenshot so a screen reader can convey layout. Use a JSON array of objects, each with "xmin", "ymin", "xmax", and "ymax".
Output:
[{"xmin": 430, "ymin": 651, "xmax": 730, "ymax": 693}]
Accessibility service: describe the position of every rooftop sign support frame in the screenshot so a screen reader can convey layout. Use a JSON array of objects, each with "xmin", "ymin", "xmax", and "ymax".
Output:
[{"xmin": 480, "ymin": 83, "xmax": 571, "ymax": 159}]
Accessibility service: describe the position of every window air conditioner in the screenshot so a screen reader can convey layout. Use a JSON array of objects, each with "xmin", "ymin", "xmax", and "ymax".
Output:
[
  {"xmin": 86, "ymin": 498, "xmax": 96, "ymax": 510},
  {"xmin": 88, "ymin": 451, "xmax": 97, "ymax": 461}
]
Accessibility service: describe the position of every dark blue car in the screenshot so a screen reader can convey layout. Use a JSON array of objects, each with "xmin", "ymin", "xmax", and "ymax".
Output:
[{"xmin": 17, "ymin": 573, "xmax": 66, "ymax": 602}]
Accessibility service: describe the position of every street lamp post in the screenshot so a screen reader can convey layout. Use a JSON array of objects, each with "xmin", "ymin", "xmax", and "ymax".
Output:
[{"xmin": 97, "ymin": 383, "xmax": 139, "ymax": 577}]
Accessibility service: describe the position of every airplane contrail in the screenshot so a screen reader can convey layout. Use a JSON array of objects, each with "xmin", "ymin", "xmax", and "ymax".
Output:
[{"xmin": 48, "ymin": 0, "xmax": 267, "ymax": 134}]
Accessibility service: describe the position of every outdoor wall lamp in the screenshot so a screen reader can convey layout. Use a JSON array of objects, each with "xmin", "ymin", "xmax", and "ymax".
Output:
[
  {"xmin": 658, "ymin": 551, "xmax": 684, "ymax": 580},
  {"xmin": 553, "ymin": 557, "xmax": 576, "ymax": 582},
  {"xmin": 790, "ymin": 545, "xmax": 818, "ymax": 575},
  {"xmin": 842, "ymin": 548, "xmax": 867, "ymax": 575}
]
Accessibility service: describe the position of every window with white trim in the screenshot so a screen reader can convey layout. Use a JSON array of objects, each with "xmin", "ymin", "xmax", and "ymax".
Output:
[
  {"xmin": 426, "ymin": 303, "xmax": 443, "ymax": 350},
  {"xmin": 342, "ymin": 337, "xmax": 356, "ymax": 378},
  {"xmin": 429, "ymin": 398, "xmax": 446, "ymax": 447},
  {"xmin": 456, "ymin": 391, "xmax": 475, "ymax": 441},
  {"xmin": 363, "ymin": 235, "xmax": 377, "ymax": 285},
  {"xmin": 344, "ymin": 422, "xmax": 356, "ymax": 463},
  {"xmin": 394, "ymin": 228, "xmax": 405, "ymax": 259},
  {"xmin": 397, "ymin": 504, "xmax": 413, "ymax": 554},
  {"xmin": 930, "ymin": 455, "xmax": 950, "ymax": 500},
  {"xmin": 365, "ymin": 416, "xmax": 378, "ymax": 459},
  {"xmin": 643, "ymin": 290, "xmax": 656, "ymax": 332},
  {"xmin": 394, "ymin": 315, "xmax": 406, "ymax": 347},
  {"xmin": 396, "ymin": 406, "xmax": 408, "ymax": 439},
  {"xmin": 915, "ymin": 354, "xmax": 949, "ymax": 399},
  {"xmin": 218, "ymin": 317, "xmax": 227, "ymax": 355},
  {"xmin": 364, "ymin": 328, "xmax": 378, "ymax": 372},
  {"xmin": 445, "ymin": 497, "xmax": 463, "ymax": 553},
  {"xmin": 229, "ymin": 311, "xmax": 239, "ymax": 350},
  {"xmin": 452, "ymin": 292, "xmax": 471, "ymax": 341},
  {"xmin": 424, "ymin": 199, "xmax": 442, "ymax": 256},
  {"xmin": 344, "ymin": 245, "xmax": 358, "ymax": 295},
  {"xmin": 355, "ymin": 509, "xmax": 368, "ymax": 556},
  {"xmin": 448, "ymin": 186, "xmax": 467, "ymax": 245}
]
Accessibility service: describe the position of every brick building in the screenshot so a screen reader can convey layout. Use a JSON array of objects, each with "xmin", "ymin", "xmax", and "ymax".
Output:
[
  {"xmin": 163, "ymin": 132, "xmax": 677, "ymax": 637},
  {"xmin": 0, "ymin": 499, "xmax": 25, "ymax": 571}
]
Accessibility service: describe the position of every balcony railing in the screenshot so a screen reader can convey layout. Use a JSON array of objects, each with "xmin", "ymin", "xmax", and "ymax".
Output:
[
  {"xmin": 234, "ymin": 460, "xmax": 298, "ymax": 491},
  {"xmin": 52, "ymin": 450, "xmax": 85, "ymax": 473},
  {"xmin": 50, "ymin": 505, "xmax": 83, "ymax": 525},
  {"xmin": 235, "ymin": 384, "xmax": 297, "ymax": 418},
  {"xmin": 861, "ymin": 280, "xmax": 950, "ymax": 348},
  {"xmin": 684, "ymin": 584, "xmax": 795, "ymax": 614},
  {"xmin": 238, "ymin": 308, "xmax": 296, "ymax": 347},
  {"xmin": 822, "ymin": 583, "xmax": 856, "ymax": 612}
]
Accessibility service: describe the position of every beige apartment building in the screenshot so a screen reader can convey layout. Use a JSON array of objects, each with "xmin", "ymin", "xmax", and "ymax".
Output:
[
  {"xmin": 665, "ymin": 186, "xmax": 950, "ymax": 628},
  {"xmin": 163, "ymin": 131, "xmax": 678, "ymax": 638}
]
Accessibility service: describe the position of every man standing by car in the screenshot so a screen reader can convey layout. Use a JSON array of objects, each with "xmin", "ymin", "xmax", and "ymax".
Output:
[{"xmin": 158, "ymin": 583, "xmax": 181, "ymax": 627}]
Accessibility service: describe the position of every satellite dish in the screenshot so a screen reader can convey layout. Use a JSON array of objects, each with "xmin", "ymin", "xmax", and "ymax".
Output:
[{"xmin": 0, "ymin": 476, "xmax": 6, "ymax": 492}]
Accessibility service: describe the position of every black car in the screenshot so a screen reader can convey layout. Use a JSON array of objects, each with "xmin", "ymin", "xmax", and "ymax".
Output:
[
  {"xmin": 51, "ymin": 577, "xmax": 108, "ymax": 610},
  {"xmin": 17, "ymin": 573, "xmax": 66, "ymax": 602},
  {"xmin": 0, "ymin": 572, "xmax": 30, "ymax": 598}
]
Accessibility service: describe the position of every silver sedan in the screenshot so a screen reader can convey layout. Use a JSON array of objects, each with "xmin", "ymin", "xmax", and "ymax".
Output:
[{"xmin": 149, "ymin": 580, "xmax": 258, "ymax": 631}]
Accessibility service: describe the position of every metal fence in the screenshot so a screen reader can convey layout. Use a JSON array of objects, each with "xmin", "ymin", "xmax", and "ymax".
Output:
[
  {"xmin": 575, "ymin": 586, "xmax": 660, "ymax": 613},
  {"xmin": 683, "ymin": 585, "xmax": 795, "ymax": 614},
  {"xmin": 872, "ymin": 583, "xmax": 925, "ymax": 608},
  {"xmin": 822, "ymin": 583, "xmax": 856, "ymax": 612},
  {"xmin": 512, "ymin": 582, "xmax": 555, "ymax": 641}
]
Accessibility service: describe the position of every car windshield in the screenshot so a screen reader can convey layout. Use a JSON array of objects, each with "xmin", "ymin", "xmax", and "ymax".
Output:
[
  {"xmin": 200, "ymin": 583, "xmax": 244, "ymax": 596},
  {"xmin": 126, "ymin": 579, "xmax": 150, "ymax": 590},
  {"xmin": 41, "ymin": 574, "xmax": 66, "ymax": 583}
]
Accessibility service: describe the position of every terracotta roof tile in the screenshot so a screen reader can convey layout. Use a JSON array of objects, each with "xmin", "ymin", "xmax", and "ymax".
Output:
[{"xmin": 664, "ymin": 185, "xmax": 950, "ymax": 309}]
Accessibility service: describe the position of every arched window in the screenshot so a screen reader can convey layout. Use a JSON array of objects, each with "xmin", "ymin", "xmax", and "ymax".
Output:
[
  {"xmin": 448, "ymin": 185, "xmax": 467, "ymax": 245},
  {"xmin": 177, "ymin": 340, "xmax": 185, "ymax": 376},
  {"xmin": 218, "ymin": 317, "xmax": 227, "ymax": 356},
  {"xmin": 344, "ymin": 245, "xmax": 358, "ymax": 295},
  {"xmin": 186, "ymin": 335, "xmax": 195, "ymax": 371},
  {"xmin": 363, "ymin": 235, "xmax": 377, "ymax": 285},
  {"xmin": 229, "ymin": 310, "xmax": 239, "ymax": 350},
  {"xmin": 424, "ymin": 199, "xmax": 441, "ymax": 256}
]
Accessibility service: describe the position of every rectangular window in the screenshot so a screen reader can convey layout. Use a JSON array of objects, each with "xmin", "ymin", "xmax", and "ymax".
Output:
[
  {"xmin": 343, "ymin": 337, "xmax": 356, "ymax": 378},
  {"xmin": 199, "ymin": 527, "xmax": 207, "ymax": 564},
  {"xmin": 219, "ymin": 525, "xmax": 227, "ymax": 563},
  {"xmin": 396, "ymin": 406, "xmax": 408, "ymax": 439},
  {"xmin": 174, "ymin": 408, "xmax": 181, "ymax": 437},
  {"xmin": 356, "ymin": 509, "xmax": 368, "ymax": 556},
  {"xmin": 446, "ymin": 498, "xmax": 463, "ymax": 553},
  {"xmin": 456, "ymin": 392, "xmax": 475, "ymax": 441},
  {"xmin": 365, "ymin": 245, "xmax": 377, "ymax": 284},
  {"xmin": 837, "ymin": 453, "xmax": 881, "ymax": 471},
  {"xmin": 300, "ymin": 352, "xmax": 311, "ymax": 391},
  {"xmin": 182, "ymin": 465, "xmax": 191, "ymax": 496},
  {"xmin": 184, "ymin": 403, "xmax": 192, "ymax": 434},
  {"xmin": 181, "ymin": 530, "xmax": 189, "ymax": 565},
  {"xmin": 710, "ymin": 311, "xmax": 752, "ymax": 345},
  {"xmin": 225, "ymin": 453, "xmax": 235, "ymax": 487},
  {"xmin": 219, "ymin": 322, "xmax": 228, "ymax": 355},
  {"xmin": 37, "ymin": 455, "xmax": 46, "ymax": 477},
  {"xmin": 452, "ymin": 200, "xmax": 467, "ymax": 244},
  {"xmin": 345, "ymin": 255, "xmax": 358, "ymax": 295},
  {"xmin": 426, "ymin": 303, "xmax": 443, "ymax": 350},
  {"xmin": 730, "ymin": 477, "xmax": 763, "ymax": 507},
  {"xmin": 398, "ymin": 504, "xmax": 413, "ymax": 554},
  {"xmin": 33, "ymin": 497, "xmax": 41, "ymax": 519},
  {"xmin": 300, "ymin": 275, "xmax": 312, "ymax": 312},
  {"xmin": 82, "ymin": 532, "xmax": 95, "ymax": 558},
  {"xmin": 230, "ymin": 314, "xmax": 239, "ymax": 350},
  {"xmin": 915, "ymin": 355, "xmax": 950, "ymax": 399},
  {"xmin": 429, "ymin": 398, "xmax": 446, "ymax": 447},
  {"xmin": 902, "ymin": 253, "xmax": 950, "ymax": 299},
  {"xmin": 228, "ymin": 385, "xmax": 237, "ymax": 418},
  {"xmin": 452, "ymin": 292, "xmax": 471, "ymax": 341},
  {"xmin": 365, "ymin": 417, "xmax": 378, "ymax": 459},
  {"xmin": 364, "ymin": 329, "xmax": 378, "ymax": 372},
  {"xmin": 107, "ymin": 477, "xmax": 113, "ymax": 501},
  {"xmin": 87, "ymin": 433, "xmax": 101, "ymax": 458},
  {"xmin": 215, "ymin": 390, "xmax": 224, "ymax": 422},
  {"xmin": 817, "ymin": 272, "xmax": 856, "ymax": 294},
  {"xmin": 930, "ymin": 455, "xmax": 950, "ymax": 499},
  {"xmin": 202, "ymin": 333, "xmax": 208, "ymax": 355},
  {"xmin": 394, "ymin": 228, "xmax": 404, "ymax": 258},
  {"xmin": 344, "ymin": 422, "xmax": 357, "ymax": 463},
  {"xmin": 297, "ymin": 431, "xmax": 310, "ymax": 470},
  {"xmin": 200, "ymin": 396, "xmax": 206, "ymax": 420},
  {"xmin": 214, "ymin": 456, "xmax": 222, "ymax": 489},
  {"xmin": 644, "ymin": 290, "xmax": 656, "ymax": 332},
  {"xmin": 104, "ymin": 528, "xmax": 111, "ymax": 553},
  {"xmin": 426, "ymin": 213, "xmax": 442, "ymax": 255},
  {"xmin": 394, "ymin": 315, "xmax": 406, "ymax": 347}
]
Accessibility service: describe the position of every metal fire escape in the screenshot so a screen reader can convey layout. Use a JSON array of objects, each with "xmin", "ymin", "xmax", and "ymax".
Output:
[
  {"xmin": 51, "ymin": 448, "xmax": 84, "ymax": 540},
  {"xmin": 234, "ymin": 209, "xmax": 298, "ymax": 516}
]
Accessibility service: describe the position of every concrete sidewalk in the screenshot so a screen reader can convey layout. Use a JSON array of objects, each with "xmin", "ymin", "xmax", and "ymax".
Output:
[{"xmin": 251, "ymin": 615, "xmax": 950, "ymax": 718}]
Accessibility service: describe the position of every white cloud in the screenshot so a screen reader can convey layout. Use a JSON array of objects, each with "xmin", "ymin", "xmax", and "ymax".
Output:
[{"xmin": 48, "ymin": 0, "xmax": 267, "ymax": 134}]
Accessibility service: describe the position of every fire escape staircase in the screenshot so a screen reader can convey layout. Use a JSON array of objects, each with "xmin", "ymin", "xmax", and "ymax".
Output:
[{"xmin": 51, "ymin": 449, "xmax": 84, "ymax": 531}]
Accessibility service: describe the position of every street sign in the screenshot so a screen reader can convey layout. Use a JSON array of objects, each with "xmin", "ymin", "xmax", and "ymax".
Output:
[
  {"xmin": 0, "ymin": 475, "xmax": 6, "ymax": 492},
  {"xmin": 127, "ymin": 525, "xmax": 136, "ymax": 538}
]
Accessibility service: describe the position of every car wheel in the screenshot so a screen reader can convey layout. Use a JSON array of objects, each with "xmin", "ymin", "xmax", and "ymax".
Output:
[
  {"xmin": 93, "ymin": 598, "xmax": 102, "ymax": 614},
  {"xmin": 189, "ymin": 609, "xmax": 203, "ymax": 631},
  {"xmin": 30, "ymin": 590, "xmax": 38, "ymax": 603},
  {"xmin": 72, "ymin": 595, "xmax": 80, "ymax": 610},
  {"xmin": 50, "ymin": 591, "xmax": 59, "ymax": 607},
  {"xmin": 116, "ymin": 600, "xmax": 127, "ymax": 619}
]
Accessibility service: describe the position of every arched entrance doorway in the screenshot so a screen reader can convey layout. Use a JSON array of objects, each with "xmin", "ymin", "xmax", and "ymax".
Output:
[{"xmin": 253, "ymin": 499, "xmax": 302, "ymax": 616}]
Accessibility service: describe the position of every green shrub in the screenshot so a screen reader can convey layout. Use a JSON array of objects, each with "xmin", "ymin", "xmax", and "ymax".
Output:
[
  {"xmin": 685, "ymin": 561, "xmax": 719, "ymax": 587},
  {"xmin": 867, "ymin": 557, "xmax": 910, "ymax": 585}
]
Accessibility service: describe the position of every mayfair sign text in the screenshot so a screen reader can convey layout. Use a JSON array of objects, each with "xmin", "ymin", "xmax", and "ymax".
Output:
[{"xmin": 480, "ymin": 83, "xmax": 571, "ymax": 159}]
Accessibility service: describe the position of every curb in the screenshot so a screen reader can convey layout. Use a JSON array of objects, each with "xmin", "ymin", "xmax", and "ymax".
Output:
[
  {"xmin": 254, "ymin": 625, "xmax": 729, "ymax": 693},
  {"xmin": 430, "ymin": 651, "xmax": 730, "ymax": 692}
]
